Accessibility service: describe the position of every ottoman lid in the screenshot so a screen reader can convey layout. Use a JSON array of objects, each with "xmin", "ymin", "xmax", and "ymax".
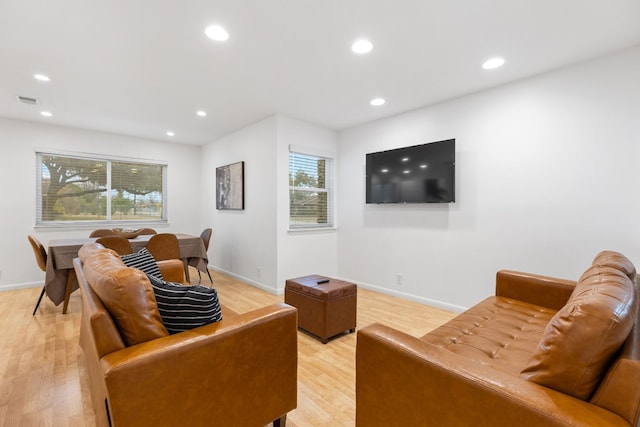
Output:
[{"xmin": 286, "ymin": 275, "xmax": 357, "ymax": 299}]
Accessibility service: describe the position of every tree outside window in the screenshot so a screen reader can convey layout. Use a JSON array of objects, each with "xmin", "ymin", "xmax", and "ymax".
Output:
[
  {"xmin": 289, "ymin": 151, "xmax": 333, "ymax": 228},
  {"xmin": 37, "ymin": 153, "xmax": 166, "ymax": 224}
]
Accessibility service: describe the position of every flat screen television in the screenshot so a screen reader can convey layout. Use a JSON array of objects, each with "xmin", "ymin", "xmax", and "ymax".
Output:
[{"xmin": 366, "ymin": 139, "xmax": 455, "ymax": 204}]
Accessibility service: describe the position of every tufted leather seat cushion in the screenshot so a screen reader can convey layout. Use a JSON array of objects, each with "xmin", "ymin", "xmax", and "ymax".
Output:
[
  {"xmin": 520, "ymin": 251, "xmax": 637, "ymax": 400},
  {"xmin": 421, "ymin": 296, "xmax": 556, "ymax": 376}
]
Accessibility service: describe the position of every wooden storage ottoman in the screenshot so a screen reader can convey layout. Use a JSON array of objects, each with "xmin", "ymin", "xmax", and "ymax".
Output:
[{"xmin": 285, "ymin": 275, "xmax": 357, "ymax": 344}]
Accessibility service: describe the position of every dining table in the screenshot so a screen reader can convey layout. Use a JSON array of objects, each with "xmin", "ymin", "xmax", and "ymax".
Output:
[{"xmin": 44, "ymin": 233, "xmax": 209, "ymax": 313}]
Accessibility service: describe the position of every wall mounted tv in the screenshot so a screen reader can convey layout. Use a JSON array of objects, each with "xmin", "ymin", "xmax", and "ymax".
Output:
[{"xmin": 366, "ymin": 139, "xmax": 455, "ymax": 204}]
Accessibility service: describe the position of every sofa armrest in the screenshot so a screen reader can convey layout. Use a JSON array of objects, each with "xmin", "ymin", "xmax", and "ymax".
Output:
[
  {"xmin": 495, "ymin": 270, "xmax": 576, "ymax": 310},
  {"xmin": 356, "ymin": 324, "xmax": 628, "ymax": 427},
  {"xmin": 101, "ymin": 303, "xmax": 297, "ymax": 427},
  {"xmin": 156, "ymin": 259, "xmax": 184, "ymax": 283}
]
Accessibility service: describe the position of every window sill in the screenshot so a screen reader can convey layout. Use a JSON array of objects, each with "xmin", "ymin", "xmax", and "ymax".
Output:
[
  {"xmin": 34, "ymin": 220, "xmax": 168, "ymax": 232},
  {"xmin": 288, "ymin": 226, "xmax": 337, "ymax": 234}
]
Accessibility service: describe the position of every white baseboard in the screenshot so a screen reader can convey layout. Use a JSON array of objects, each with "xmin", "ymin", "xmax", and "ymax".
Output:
[
  {"xmin": 5, "ymin": 272, "xmax": 466, "ymax": 313},
  {"xmin": 0, "ymin": 281, "xmax": 43, "ymax": 292},
  {"xmin": 210, "ymin": 267, "xmax": 467, "ymax": 312},
  {"xmin": 212, "ymin": 267, "xmax": 282, "ymax": 296},
  {"xmin": 334, "ymin": 276, "xmax": 468, "ymax": 313}
]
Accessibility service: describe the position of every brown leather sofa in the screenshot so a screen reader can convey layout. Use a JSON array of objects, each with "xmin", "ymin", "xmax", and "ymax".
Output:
[
  {"xmin": 356, "ymin": 251, "xmax": 640, "ymax": 426},
  {"xmin": 73, "ymin": 243, "xmax": 298, "ymax": 427}
]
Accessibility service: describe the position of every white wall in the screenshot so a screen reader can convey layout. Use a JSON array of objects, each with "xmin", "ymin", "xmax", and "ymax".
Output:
[
  {"xmin": 5, "ymin": 47, "xmax": 639, "ymax": 311},
  {"xmin": 0, "ymin": 118, "xmax": 202, "ymax": 290},
  {"xmin": 337, "ymin": 46, "xmax": 640, "ymax": 311},
  {"xmin": 202, "ymin": 117, "xmax": 279, "ymax": 292},
  {"xmin": 202, "ymin": 115, "xmax": 338, "ymax": 294},
  {"xmin": 275, "ymin": 115, "xmax": 338, "ymax": 291}
]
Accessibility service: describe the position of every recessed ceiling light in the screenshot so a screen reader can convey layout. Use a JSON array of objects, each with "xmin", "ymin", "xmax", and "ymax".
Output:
[
  {"xmin": 370, "ymin": 98, "xmax": 385, "ymax": 106},
  {"xmin": 34, "ymin": 74, "xmax": 50, "ymax": 82},
  {"xmin": 352, "ymin": 39, "xmax": 373, "ymax": 54},
  {"xmin": 40, "ymin": 111, "xmax": 52, "ymax": 117},
  {"xmin": 205, "ymin": 25, "xmax": 229, "ymax": 42},
  {"xmin": 196, "ymin": 110, "xmax": 207, "ymax": 117},
  {"xmin": 166, "ymin": 131, "xmax": 175, "ymax": 137},
  {"xmin": 482, "ymin": 57, "xmax": 505, "ymax": 70}
]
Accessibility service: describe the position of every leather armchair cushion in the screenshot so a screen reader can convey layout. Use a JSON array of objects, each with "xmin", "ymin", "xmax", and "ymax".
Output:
[
  {"xmin": 82, "ymin": 249, "xmax": 169, "ymax": 346},
  {"xmin": 156, "ymin": 259, "xmax": 185, "ymax": 283},
  {"xmin": 521, "ymin": 257, "xmax": 637, "ymax": 400}
]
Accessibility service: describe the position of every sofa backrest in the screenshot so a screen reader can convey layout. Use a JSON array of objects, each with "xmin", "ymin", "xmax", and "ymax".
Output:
[
  {"xmin": 521, "ymin": 250, "xmax": 640, "ymax": 425},
  {"xmin": 590, "ymin": 302, "xmax": 640, "ymax": 426},
  {"xmin": 588, "ymin": 251, "xmax": 640, "ymax": 425}
]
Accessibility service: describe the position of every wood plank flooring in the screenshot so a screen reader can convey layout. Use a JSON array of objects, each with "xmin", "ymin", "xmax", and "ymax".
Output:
[{"xmin": 0, "ymin": 269, "xmax": 456, "ymax": 427}]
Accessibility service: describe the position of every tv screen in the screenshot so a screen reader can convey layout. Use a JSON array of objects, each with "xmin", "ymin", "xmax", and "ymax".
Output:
[{"xmin": 366, "ymin": 139, "xmax": 455, "ymax": 204}]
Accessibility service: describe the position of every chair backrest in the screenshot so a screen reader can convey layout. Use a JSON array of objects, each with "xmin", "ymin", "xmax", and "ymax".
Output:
[
  {"xmin": 146, "ymin": 233, "xmax": 180, "ymax": 261},
  {"xmin": 27, "ymin": 235, "xmax": 47, "ymax": 272},
  {"xmin": 90, "ymin": 229, "xmax": 116, "ymax": 238},
  {"xmin": 138, "ymin": 228, "xmax": 157, "ymax": 235},
  {"xmin": 96, "ymin": 236, "xmax": 133, "ymax": 255},
  {"xmin": 200, "ymin": 228, "xmax": 213, "ymax": 251}
]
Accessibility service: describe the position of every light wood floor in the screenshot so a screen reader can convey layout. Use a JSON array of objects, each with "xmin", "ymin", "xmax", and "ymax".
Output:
[{"xmin": 0, "ymin": 269, "xmax": 456, "ymax": 427}]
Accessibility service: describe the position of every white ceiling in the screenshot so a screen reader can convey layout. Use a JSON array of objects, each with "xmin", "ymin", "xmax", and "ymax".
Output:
[{"xmin": 1, "ymin": 1, "xmax": 640, "ymax": 145}]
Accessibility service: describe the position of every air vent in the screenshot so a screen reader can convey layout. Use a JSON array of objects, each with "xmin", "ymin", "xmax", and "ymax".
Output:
[{"xmin": 17, "ymin": 95, "xmax": 39, "ymax": 105}]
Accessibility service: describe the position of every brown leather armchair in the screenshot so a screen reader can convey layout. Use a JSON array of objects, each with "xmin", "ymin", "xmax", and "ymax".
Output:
[
  {"xmin": 74, "ymin": 243, "xmax": 298, "ymax": 427},
  {"xmin": 356, "ymin": 251, "xmax": 640, "ymax": 426}
]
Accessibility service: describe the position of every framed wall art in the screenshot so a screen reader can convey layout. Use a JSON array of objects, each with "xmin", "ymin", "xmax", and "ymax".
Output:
[{"xmin": 216, "ymin": 161, "xmax": 244, "ymax": 210}]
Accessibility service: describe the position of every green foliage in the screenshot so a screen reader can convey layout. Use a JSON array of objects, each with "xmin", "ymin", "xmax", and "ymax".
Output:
[
  {"xmin": 112, "ymin": 162, "xmax": 162, "ymax": 196},
  {"xmin": 111, "ymin": 190, "xmax": 134, "ymax": 215},
  {"xmin": 40, "ymin": 155, "xmax": 163, "ymax": 221},
  {"xmin": 291, "ymin": 169, "xmax": 317, "ymax": 188}
]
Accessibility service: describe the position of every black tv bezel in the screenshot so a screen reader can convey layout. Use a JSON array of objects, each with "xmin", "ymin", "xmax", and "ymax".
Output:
[{"xmin": 365, "ymin": 138, "xmax": 456, "ymax": 204}]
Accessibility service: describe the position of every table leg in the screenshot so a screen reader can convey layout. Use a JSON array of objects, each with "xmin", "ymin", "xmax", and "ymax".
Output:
[
  {"xmin": 62, "ymin": 268, "xmax": 76, "ymax": 314},
  {"xmin": 182, "ymin": 259, "xmax": 191, "ymax": 283}
]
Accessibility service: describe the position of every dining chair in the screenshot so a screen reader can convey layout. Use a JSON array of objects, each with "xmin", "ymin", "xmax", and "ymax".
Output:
[
  {"xmin": 147, "ymin": 233, "xmax": 189, "ymax": 282},
  {"xmin": 198, "ymin": 228, "xmax": 213, "ymax": 284},
  {"xmin": 28, "ymin": 235, "xmax": 48, "ymax": 315},
  {"xmin": 89, "ymin": 229, "xmax": 116, "ymax": 238},
  {"xmin": 138, "ymin": 228, "xmax": 157, "ymax": 235},
  {"xmin": 96, "ymin": 236, "xmax": 133, "ymax": 255}
]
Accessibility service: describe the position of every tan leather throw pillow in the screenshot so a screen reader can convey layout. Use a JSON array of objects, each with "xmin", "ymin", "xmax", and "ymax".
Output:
[
  {"xmin": 592, "ymin": 250, "xmax": 636, "ymax": 282},
  {"xmin": 82, "ymin": 249, "xmax": 168, "ymax": 346},
  {"xmin": 520, "ymin": 260, "xmax": 636, "ymax": 400}
]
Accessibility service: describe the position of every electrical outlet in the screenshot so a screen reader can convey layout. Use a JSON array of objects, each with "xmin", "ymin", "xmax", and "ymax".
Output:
[{"xmin": 396, "ymin": 273, "xmax": 403, "ymax": 286}]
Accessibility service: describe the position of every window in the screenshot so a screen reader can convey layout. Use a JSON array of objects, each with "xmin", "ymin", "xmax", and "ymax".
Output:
[
  {"xmin": 289, "ymin": 148, "xmax": 334, "ymax": 229},
  {"xmin": 36, "ymin": 152, "xmax": 167, "ymax": 225}
]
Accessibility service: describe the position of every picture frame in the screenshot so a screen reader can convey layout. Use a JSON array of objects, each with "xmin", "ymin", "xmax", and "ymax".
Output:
[{"xmin": 216, "ymin": 161, "xmax": 244, "ymax": 210}]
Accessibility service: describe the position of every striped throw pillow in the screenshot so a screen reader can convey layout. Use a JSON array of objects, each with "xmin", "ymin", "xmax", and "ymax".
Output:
[
  {"xmin": 147, "ymin": 274, "xmax": 222, "ymax": 334},
  {"xmin": 120, "ymin": 247, "xmax": 161, "ymax": 278}
]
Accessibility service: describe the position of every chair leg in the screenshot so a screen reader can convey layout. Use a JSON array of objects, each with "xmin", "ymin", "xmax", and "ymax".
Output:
[
  {"xmin": 62, "ymin": 269, "xmax": 75, "ymax": 315},
  {"xmin": 197, "ymin": 270, "xmax": 202, "ymax": 284},
  {"xmin": 32, "ymin": 285, "xmax": 46, "ymax": 315},
  {"xmin": 206, "ymin": 268, "xmax": 213, "ymax": 284},
  {"xmin": 273, "ymin": 415, "xmax": 286, "ymax": 427},
  {"xmin": 183, "ymin": 260, "xmax": 191, "ymax": 283}
]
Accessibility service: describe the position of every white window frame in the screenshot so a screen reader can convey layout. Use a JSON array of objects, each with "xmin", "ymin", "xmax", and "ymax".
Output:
[
  {"xmin": 288, "ymin": 145, "xmax": 335, "ymax": 230},
  {"xmin": 35, "ymin": 150, "xmax": 168, "ymax": 228}
]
